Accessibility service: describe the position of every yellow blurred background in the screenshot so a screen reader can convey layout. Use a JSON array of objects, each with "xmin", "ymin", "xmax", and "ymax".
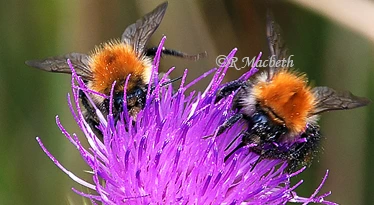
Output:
[{"xmin": 0, "ymin": 0, "xmax": 373, "ymax": 204}]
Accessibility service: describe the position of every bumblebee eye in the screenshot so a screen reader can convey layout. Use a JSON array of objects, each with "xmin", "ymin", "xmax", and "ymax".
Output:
[
  {"xmin": 252, "ymin": 112, "xmax": 268, "ymax": 124},
  {"xmin": 132, "ymin": 87, "xmax": 146, "ymax": 105},
  {"xmin": 114, "ymin": 92, "xmax": 124, "ymax": 110},
  {"xmin": 135, "ymin": 88, "xmax": 144, "ymax": 98}
]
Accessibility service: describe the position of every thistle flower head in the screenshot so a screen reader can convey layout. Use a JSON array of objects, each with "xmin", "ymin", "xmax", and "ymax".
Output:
[{"xmin": 37, "ymin": 37, "xmax": 336, "ymax": 205}]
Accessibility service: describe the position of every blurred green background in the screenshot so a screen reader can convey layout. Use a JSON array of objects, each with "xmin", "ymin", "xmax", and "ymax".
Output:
[{"xmin": 0, "ymin": 0, "xmax": 373, "ymax": 204}]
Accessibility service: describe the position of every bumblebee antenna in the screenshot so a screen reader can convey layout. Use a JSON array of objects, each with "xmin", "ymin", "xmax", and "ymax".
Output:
[
  {"xmin": 146, "ymin": 47, "xmax": 207, "ymax": 61},
  {"xmin": 149, "ymin": 76, "xmax": 183, "ymax": 93},
  {"xmin": 160, "ymin": 76, "xmax": 183, "ymax": 87}
]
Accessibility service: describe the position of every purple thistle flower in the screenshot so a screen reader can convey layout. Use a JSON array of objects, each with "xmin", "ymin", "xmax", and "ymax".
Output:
[{"xmin": 36, "ymin": 37, "xmax": 336, "ymax": 205}]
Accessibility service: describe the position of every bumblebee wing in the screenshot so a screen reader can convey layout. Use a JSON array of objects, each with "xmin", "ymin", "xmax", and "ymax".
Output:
[
  {"xmin": 311, "ymin": 86, "xmax": 371, "ymax": 115},
  {"xmin": 121, "ymin": 2, "xmax": 168, "ymax": 58},
  {"xmin": 266, "ymin": 10, "xmax": 289, "ymax": 70},
  {"xmin": 25, "ymin": 53, "xmax": 93, "ymax": 80}
]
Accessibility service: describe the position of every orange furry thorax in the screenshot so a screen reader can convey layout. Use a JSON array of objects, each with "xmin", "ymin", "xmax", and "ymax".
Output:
[
  {"xmin": 88, "ymin": 40, "xmax": 152, "ymax": 95},
  {"xmin": 253, "ymin": 70, "xmax": 316, "ymax": 134}
]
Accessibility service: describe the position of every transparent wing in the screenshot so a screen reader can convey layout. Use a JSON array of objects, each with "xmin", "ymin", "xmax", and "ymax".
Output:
[
  {"xmin": 266, "ymin": 10, "xmax": 289, "ymax": 70},
  {"xmin": 311, "ymin": 86, "xmax": 371, "ymax": 115},
  {"xmin": 25, "ymin": 53, "xmax": 93, "ymax": 80},
  {"xmin": 121, "ymin": 2, "xmax": 168, "ymax": 58}
]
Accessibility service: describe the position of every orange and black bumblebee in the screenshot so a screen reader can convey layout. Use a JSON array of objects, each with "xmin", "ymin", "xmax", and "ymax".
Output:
[
  {"xmin": 26, "ymin": 2, "xmax": 205, "ymax": 136},
  {"xmin": 215, "ymin": 11, "xmax": 370, "ymax": 172}
]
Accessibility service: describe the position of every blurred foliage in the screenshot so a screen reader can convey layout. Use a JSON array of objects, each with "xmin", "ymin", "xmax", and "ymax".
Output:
[{"xmin": 0, "ymin": 0, "xmax": 372, "ymax": 204}]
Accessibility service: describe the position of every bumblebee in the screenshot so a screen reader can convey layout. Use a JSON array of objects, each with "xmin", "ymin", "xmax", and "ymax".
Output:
[
  {"xmin": 26, "ymin": 2, "xmax": 206, "ymax": 137},
  {"xmin": 215, "ymin": 11, "xmax": 370, "ymax": 172}
]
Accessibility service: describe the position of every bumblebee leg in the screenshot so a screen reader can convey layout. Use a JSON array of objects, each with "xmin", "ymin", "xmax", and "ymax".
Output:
[
  {"xmin": 249, "ymin": 147, "xmax": 281, "ymax": 172},
  {"xmin": 146, "ymin": 47, "xmax": 207, "ymax": 61},
  {"xmin": 79, "ymin": 90, "xmax": 103, "ymax": 138},
  {"xmin": 250, "ymin": 154, "xmax": 265, "ymax": 172},
  {"xmin": 286, "ymin": 125, "xmax": 322, "ymax": 173},
  {"xmin": 218, "ymin": 113, "xmax": 244, "ymax": 136},
  {"xmin": 215, "ymin": 80, "xmax": 246, "ymax": 103},
  {"xmin": 203, "ymin": 113, "xmax": 244, "ymax": 140},
  {"xmin": 224, "ymin": 130, "xmax": 253, "ymax": 162},
  {"xmin": 224, "ymin": 141, "xmax": 246, "ymax": 162},
  {"xmin": 224, "ymin": 130, "xmax": 246, "ymax": 151},
  {"xmin": 79, "ymin": 90, "xmax": 94, "ymax": 115}
]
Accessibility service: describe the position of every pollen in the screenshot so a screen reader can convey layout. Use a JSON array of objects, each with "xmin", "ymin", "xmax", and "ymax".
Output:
[
  {"xmin": 88, "ymin": 40, "xmax": 152, "ymax": 94},
  {"xmin": 253, "ymin": 70, "xmax": 316, "ymax": 134}
]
